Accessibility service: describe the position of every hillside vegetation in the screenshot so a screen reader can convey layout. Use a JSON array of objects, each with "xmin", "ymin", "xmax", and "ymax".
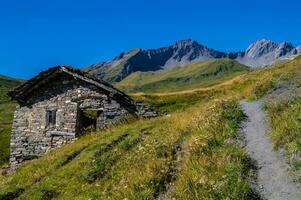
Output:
[
  {"xmin": 115, "ymin": 58, "xmax": 249, "ymax": 93},
  {"xmin": 0, "ymin": 75, "xmax": 22, "ymax": 166},
  {"xmin": 2, "ymin": 55, "xmax": 301, "ymax": 199},
  {"xmin": 264, "ymin": 68, "xmax": 301, "ymax": 179}
]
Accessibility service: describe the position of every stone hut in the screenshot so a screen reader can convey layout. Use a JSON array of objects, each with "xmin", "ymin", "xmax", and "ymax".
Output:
[{"xmin": 8, "ymin": 66, "xmax": 143, "ymax": 170}]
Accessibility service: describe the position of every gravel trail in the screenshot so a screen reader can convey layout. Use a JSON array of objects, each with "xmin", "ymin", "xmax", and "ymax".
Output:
[{"xmin": 240, "ymin": 100, "xmax": 301, "ymax": 200}]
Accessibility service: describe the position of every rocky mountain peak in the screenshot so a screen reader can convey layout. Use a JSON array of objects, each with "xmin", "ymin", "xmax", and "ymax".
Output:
[
  {"xmin": 245, "ymin": 39, "xmax": 279, "ymax": 58},
  {"xmin": 234, "ymin": 39, "xmax": 299, "ymax": 67},
  {"xmin": 276, "ymin": 42, "xmax": 295, "ymax": 57},
  {"xmin": 173, "ymin": 39, "xmax": 200, "ymax": 48},
  {"xmin": 112, "ymin": 48, "xmax": 142, "ymax": 61}
]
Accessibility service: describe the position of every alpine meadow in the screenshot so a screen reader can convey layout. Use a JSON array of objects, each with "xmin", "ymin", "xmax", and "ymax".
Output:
[
  {"xmin": 1, "ymin": 54, "xmax": 301, "ymax": 199},
  {"xmin": 1, "ymin": 1, "xmax": 301, "ymax": 199}
]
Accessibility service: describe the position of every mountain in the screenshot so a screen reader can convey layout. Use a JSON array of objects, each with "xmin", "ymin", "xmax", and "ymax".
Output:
[
  {"xmin": 234, "ymin": 39, "xmax": 299, "ymax": 67},
  {"xmin": 297, "ymin": 45, "xmax": 301, "ymax": 54},
  {"xmin": 84, "ymin": 39, "xmax": 227, "ymax": 82},
  {"xmin": 115, "ymin": 58, "xmax": 249, "ymax": 93},
  {"xmin": 84, "ymin": 39, "xmax": 300, "ymax": 82}
]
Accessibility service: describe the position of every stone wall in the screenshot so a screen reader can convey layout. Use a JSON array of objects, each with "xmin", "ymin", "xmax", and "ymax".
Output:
[
  {"xmin": 136, "ymin": 102, "xmax": 158, "ymax": 118},
  {"xmin": 10, "ymin": 74, "xmax": 135, "ymax": 171}
]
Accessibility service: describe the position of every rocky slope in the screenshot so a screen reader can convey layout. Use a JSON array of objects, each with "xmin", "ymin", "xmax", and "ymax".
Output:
[
  {"xmin": 234, "ymin": 39, "xmax": 298, "ymax": 67},
  {"xmin": 84, "ymin": 39, "xmax": 300, "ymax": 82},
  {"xmin": 296, "ymin": 45, "xmax": 301, "ymax": 54}
]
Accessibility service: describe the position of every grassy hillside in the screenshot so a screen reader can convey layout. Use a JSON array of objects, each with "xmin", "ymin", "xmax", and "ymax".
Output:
[
  {"xmin": 264, "ymin": 67, "xmax": 301, "ymax": 179},
  {"xmin": 1, "ymin": 55, "xmax": 301, "ymax": 199},
  {"xmin": 0, "ymin": 75, "xmax": 22, "ymax": 102},
  {"xmin": 115, "ymin": 58, "xmax": 249, "ymax": 93},
  {"xmin": 0, "ymin": 75, "xmax": 23, "ymax": 166},
  {"xmin": 266, "ymin": 97, "xmax": 301, "ymax": 177}
]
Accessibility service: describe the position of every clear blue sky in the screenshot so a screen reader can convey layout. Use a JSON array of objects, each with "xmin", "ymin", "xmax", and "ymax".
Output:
[{"xmin": 1, "ymin": 0, "xmax": 301, "ymax": 79}]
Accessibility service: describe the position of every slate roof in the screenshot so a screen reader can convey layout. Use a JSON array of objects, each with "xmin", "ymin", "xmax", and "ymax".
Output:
[{"xmin": 9, "ymin": 66, "xmax": 134, "ymax": 107}]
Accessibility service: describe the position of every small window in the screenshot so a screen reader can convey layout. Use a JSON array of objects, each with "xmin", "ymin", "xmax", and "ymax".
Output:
[{"xmin": 46, "ymin": 110, "xmax": 56, "ymax": 127}]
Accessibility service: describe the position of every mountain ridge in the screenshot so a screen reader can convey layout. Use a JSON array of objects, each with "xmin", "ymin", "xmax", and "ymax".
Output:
[
  {"xmin": 84, "ymin": 39, "xmax": 228, "ymax": 82},
  {"xmin": 84, "ymin": 39, "xmax": 301, "ymax": 82},
  {"xmin": 234, "ymin": 39, "xmax": 298, "ymax": 67}
]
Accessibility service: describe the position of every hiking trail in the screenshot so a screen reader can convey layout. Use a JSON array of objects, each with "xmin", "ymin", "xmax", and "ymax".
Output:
[{"xmin": 240, "ymin": 100, "xmax": 301, "ymax": 200}]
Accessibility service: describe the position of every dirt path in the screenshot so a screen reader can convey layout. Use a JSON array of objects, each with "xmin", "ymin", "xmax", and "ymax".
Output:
[
  {"xmin": 240, "ymin": 101, "xmax": 301, "ymax": 200},
  {"xmin": 156, "ymin": 141, "xmax": 187, "ymax": 200}
]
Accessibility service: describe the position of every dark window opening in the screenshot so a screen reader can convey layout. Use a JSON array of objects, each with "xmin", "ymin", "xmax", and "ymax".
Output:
[
  {"xmin": 78, "ymin": 109, "xmax": 103, "ymax": 133},
  {"xmin": 46, "ymin": 110, "xmax": 56, "ymax": 127}
]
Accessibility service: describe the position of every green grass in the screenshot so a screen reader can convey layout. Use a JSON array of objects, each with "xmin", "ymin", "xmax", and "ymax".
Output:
[
  {"xmin": 171, "ymin": 101, "xmax": 254, "ymax": 199},
  {"xmin": 0, "ymin": 75, "xmax": 22, "ymax": 166},
  {"xmin": 115, "ymin": 58, "xmax": 249, "ymax": 93},
  {"xmin": 266, "ymin": 97, "xmax": 301, "ymax": 170},
  {"xmin": 0, "ymin": 127, "xmax": 12, "ymax": 166},
  {"xmin": 0, "ymin": 98, "xmax": 255, "ymax": 199},
  {"xmin": 0, "ymin": 102, "xmax": 17, "ymax": 166},
  {"xmin": 0, "ymin": 75, "xmax": 22, "ymax": 103},
  {"xmin": 1, "ymin": 55, "xmax": 301, "ymax": 198},
  {"xmin": 131, "ymin": 89, "xmax": 221, "ymax": 114}
]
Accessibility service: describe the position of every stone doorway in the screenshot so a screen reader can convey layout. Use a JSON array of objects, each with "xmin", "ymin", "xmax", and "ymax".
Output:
[{"xmin": 78, "ymin": 108, "xmax": 103, "ymax": 133}]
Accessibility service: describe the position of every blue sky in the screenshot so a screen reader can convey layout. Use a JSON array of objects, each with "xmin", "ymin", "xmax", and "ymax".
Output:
[{"xmin": 1, "ymin": 0, "xmax": 301, "ymax": 79}]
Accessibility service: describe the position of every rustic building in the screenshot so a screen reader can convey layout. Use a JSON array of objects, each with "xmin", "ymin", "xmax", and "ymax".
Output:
[{"xmin": 8, "ymin": 66, "xmax": 156, "ymax": 171}]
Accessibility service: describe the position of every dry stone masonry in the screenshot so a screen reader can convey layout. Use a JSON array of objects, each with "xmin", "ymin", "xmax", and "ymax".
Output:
[{"xmin": 8, "ymin": 66, "xmax": 157, "ymax": 171}]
